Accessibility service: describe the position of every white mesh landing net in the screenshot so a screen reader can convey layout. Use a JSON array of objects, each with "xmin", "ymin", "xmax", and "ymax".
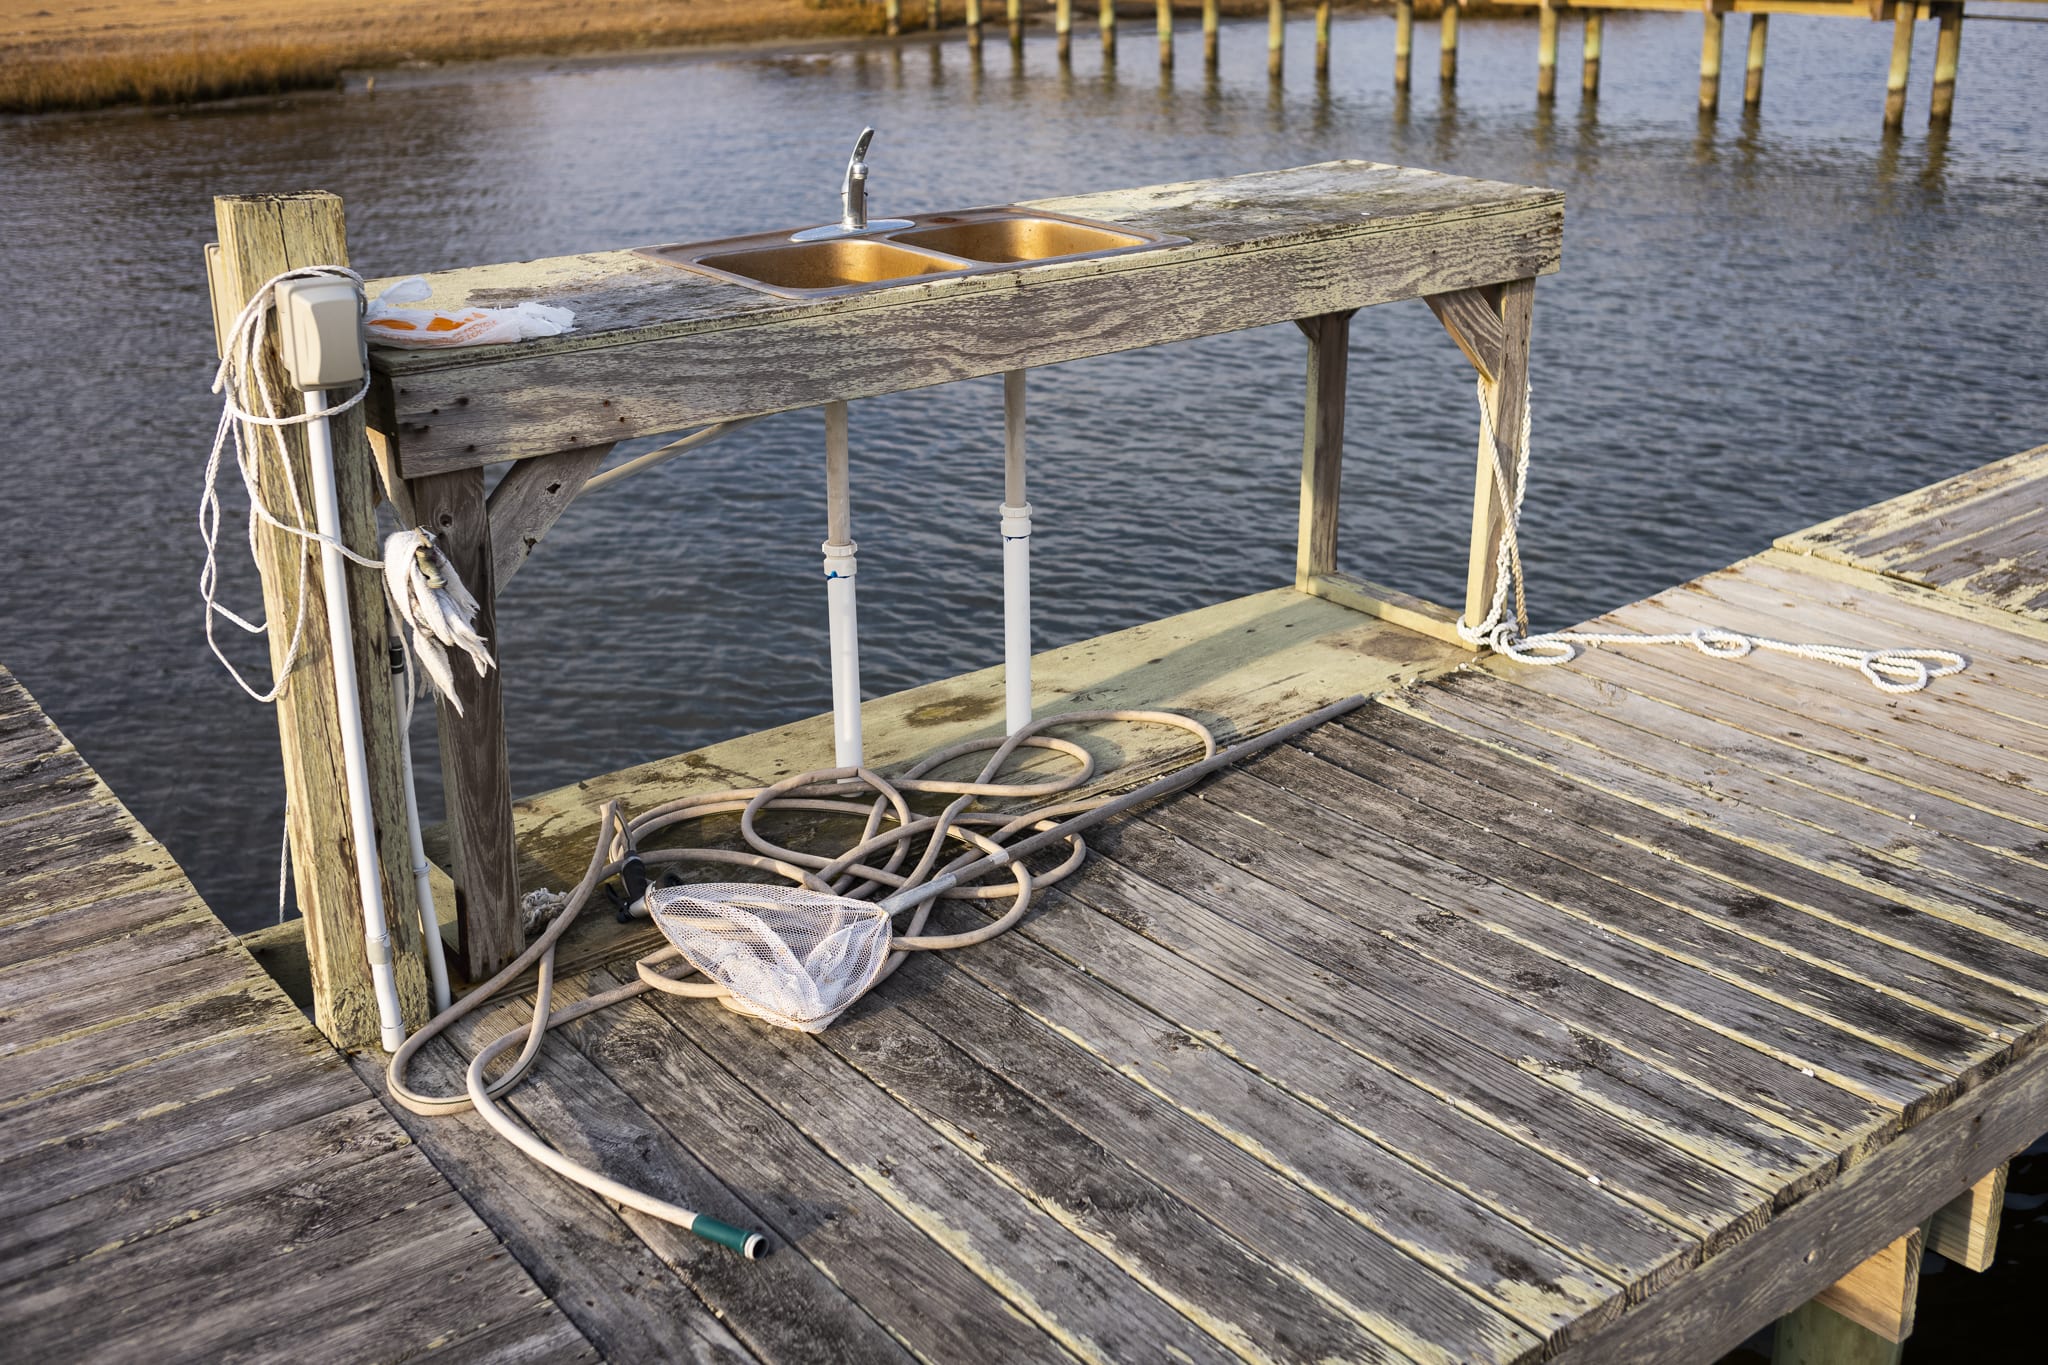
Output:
[{"xmin": 645, "ymin": 883, "xmax": 895, "ymax": 1032}]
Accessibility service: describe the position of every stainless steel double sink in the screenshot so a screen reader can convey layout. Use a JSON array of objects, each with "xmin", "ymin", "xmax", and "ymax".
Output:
[{"xmin": 635, "ymin": 207, "xmax": 1185, "ymax": 299}]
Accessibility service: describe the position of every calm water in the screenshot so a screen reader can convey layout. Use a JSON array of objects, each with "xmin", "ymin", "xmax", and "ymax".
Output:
[
  {"xmin": 2, "ymin": 14, "xmax": 2044, "ymax": 923},
  {"xmin": 2, "ymin": 11, "xmax": 2046, "ymax": 1353}
]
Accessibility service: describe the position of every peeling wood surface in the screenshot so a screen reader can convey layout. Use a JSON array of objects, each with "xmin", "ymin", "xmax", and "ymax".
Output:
[
  {"xmin": 365, "ymin": 162, "xmax": 1563, "ymax": 472},
  {"xmin": 0, "ymin": 663, "xmax": 592, "ymax": 1363}
]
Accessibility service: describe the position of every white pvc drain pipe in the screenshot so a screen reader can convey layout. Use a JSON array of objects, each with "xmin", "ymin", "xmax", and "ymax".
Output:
[
  {"xmin": 823, "ymin": 400, "xmax": 863, "ymax": 767},
  {"xmin": 1001, "ymin": 369, "xmax": 1034, "ymax": 736}
]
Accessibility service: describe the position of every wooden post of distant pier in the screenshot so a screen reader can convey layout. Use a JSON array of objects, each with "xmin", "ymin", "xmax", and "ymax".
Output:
[
  {"xmin": 1009, "ymin": 0, "xmax": 1025, "ymax": 50},
  {"xmin": 1395, "ymin": 0, "xmax": 1414, "ymax": 89},
  {"xmin": 1884, "ymin": 2, "xmax": 1916, "ymax": 129},
  {"xmin": 1102, "ymin": 0, "xmax": 1117, "ymax": 58},
  {"xmin": 886, "ymin": 0, "xmax": 903, "ymax": 37},
  {"xmin": 1316, "ymin": 1, "xmax": 1333, "ymax": 75},
  {"xmin": 1699, "ymin": 6, "xmax": 1725, "ymax": 114},
  {"xmin": 1745, "ymin": 15, "xmax": 1769, "ymax": 110},
  {"xmin": 1159, "ymin": 0, "xmax": 1175, "ymax": 65},
  {"xmin": 929, "ymin": 0, "xmax": 941, "ymax": 31},
  {"xmin": 1583, "ymin": 12, "xmax": 1603, "ymax": 96},
  {"xmin": 1538, "ymin": 1, "xmax": 1560, "ymax": 101},
  {"xmin": 1269, "ymin": 0, "xmax": 1286, "ymax": 77},
  {"xmin": 968, "ymin": 0, "xmax": 983, "ymax": 49},
  {"xmin": 1058, "ymin": 0, "xmax": 1073, "ymax": 60},
  {"xmin": 1441, "ymin": 0, "xmax": 1461, "ymax": 86},
  {"xmin": 1204, "ymin": 0, "xmax": 1221, "ymax": 65},
  {"xmin": 1930, "ymin": 3, "xmax": 1962, "ymax": 124},
  {"xmin": 206, "ymin": 192, "xmax": 431, "ymax": 1051}
]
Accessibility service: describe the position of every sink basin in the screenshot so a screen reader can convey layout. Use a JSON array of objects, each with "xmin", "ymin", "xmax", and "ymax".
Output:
[
  {"xmin": 889, "ymin": 215, "xmax": 1148, "ymax": 263},
  {"xmin": 694, "ymin": 239, "xmax": 970, "ymax": 294},
  {"xmin": 636, "ymin": 207, "xmax": 1184, "ymax": 299}
]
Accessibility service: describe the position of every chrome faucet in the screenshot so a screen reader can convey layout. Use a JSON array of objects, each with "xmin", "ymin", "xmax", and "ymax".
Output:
[{"xmin": 792, "ymin": 128, "xmax": 913, "ymax": 242}]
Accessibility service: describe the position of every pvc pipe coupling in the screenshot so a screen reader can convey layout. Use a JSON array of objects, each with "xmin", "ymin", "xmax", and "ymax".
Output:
[
  {"xmin": 822, "ymin": 540, "xmax": 858, "ymax": 578},
  {"xmin": 1000, "ymin": 503, "xmax": 1034, "ymax": 539}
]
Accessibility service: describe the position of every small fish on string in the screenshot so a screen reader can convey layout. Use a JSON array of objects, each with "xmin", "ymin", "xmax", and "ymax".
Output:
[{"xmin": 382, "ymin": 527, "xmax": 494, "ymax": 714}]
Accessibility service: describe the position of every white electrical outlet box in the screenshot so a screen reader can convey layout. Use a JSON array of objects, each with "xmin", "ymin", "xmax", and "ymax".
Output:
[{"xmin": 274, "ymin": 278, "xmax": 365, "ymax": 391}]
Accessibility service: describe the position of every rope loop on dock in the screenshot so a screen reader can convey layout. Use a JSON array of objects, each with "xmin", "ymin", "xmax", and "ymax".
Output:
[{"xmin": 1458, "ymin": 379, "xmax": 1968, "ymax": 695}]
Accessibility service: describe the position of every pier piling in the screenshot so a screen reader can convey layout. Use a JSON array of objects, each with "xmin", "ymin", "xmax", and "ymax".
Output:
[
  {"xmin": 206, "ymin": 192, "xmax": 431, "ymax": 1048},
  {"xmin": 1316, "ymin": 1, "xmax": 1333, "ymax": 74},
  {"xmin": 1102, "ymin": 0, "xmax": 1117, "ymax": 58},
  {"xmin": 1396, "ymin": 0, "xmax": 1414, "ymax": 88},
  {"xmin": 1538, "ymin": 1, "xmax": 1560, "ymax": 100},
  {"xmin": 1885, "ymin": 4, "xmax": 1915, "ymax": 128},
  {"xmin": 1700, "ymin": 9, "xmax": 1725, "ymax": 113},
  {"xmin": 1009, "ymin": 0, "xmax": 1024, "ymax": 50},
  {"xmin": 1931, "ymin": 2, "xmax": 1962, "ymax": 123},
  {"xmin": 1058, "ymin": 0, "xmax": 1073, "ymax": 59},
  {"xmin": 1745, "ymin": 14, "xmax": 1768, "ymax": 109},
  {"xmin": 1205, "ymin": 0, "xmax": 1221, "ymax": 64},
  {"xmin": 968, "ymin": 0, "xmax": 983, "ymax": 48},
  {"xmin": 886, "ymin": 0, "xmax": 902, "ymax": 38},
  {"xmin": 1160, "ymin": 0, "xmax": 1175, "ymax": 65},
  {"xmin": 1583, "ymin": 11, "xmax": 1603, "ymax": 96},
  {"xmin": 1441, "ymin": 0, "xmax": 1461, "ymax": 85},
  {"xmin": 1269, "ymin": 0, "xmax": 1286, "ymax": 76}
]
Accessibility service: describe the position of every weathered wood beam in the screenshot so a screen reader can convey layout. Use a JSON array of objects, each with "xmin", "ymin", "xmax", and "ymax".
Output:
[
  {"xmin": 1463, "ymin": 278, "xmax": 1535, "ymax": 634},
  {"xmin": 486, "ymin": 443, "xmax": 613, "ymax": 589},
  {"xmin": 1302, "ymin": 572, "xmax": 1470, "ymax": 647},
  {"xmin": 406, "ymin": 467, "xmax": 522, "ymax": 980},
  {"xmin": 1293, "ymin": 311, "xmax": 1354, "ymax": 589},
  {"xmin": 1546, "ymin": 1038, "xmax": 2048, "ymax": 1363},
  {"xmin": 209, "ymin": 192, "xmax": 430, "ymax": 1051},
  {"xmin": 1811, "ymin": 1222, "xmax": 1924, "ymax": 1341},
  {"xmin": 1425, "ymin": 284, "xmax": 1506, "ymax": 383},
  {"xmin": 1926, "ymin": 1162, "xmax": 2006, "ymax": 1270},
  {"xmin": 1884, "ymin": 4, "xmax": 1915, "ymax": 129}
]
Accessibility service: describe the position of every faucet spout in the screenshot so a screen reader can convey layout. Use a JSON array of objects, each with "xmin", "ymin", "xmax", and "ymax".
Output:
[{"xmin": 793, "ymin": 127, "xmax": 913, "ymax": 243}]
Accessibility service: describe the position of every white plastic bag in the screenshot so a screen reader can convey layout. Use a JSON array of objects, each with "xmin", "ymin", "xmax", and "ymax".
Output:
[{"xmin": 364, "ymin": 276, "xmax": 574, "ymax": 349}]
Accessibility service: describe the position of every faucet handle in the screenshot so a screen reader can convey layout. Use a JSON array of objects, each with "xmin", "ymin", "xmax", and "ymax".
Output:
[{"xmin": 847, "ymin": 127, "xmax": 876, "ymax": 180}]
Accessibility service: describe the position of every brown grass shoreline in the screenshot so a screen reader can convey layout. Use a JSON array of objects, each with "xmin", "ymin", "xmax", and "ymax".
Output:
[{"xmin": 1, "ymin": 1, "xmax": 1405, "ymax": 116}]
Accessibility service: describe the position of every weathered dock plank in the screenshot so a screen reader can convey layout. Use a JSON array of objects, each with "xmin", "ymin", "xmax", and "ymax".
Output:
[
  {"xmin": 0, "ymin": 663, "xmax": 591, "ymax": 1363},
  {"xmin": 369, "ymin": 446, "xmax": 2048, "ymax": 1365}
]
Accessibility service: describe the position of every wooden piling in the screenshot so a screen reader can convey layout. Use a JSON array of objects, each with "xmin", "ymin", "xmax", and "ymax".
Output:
[
  {"xmin": 1699, "ymin": 9, "xmax": 1724, "ymax": 114},
  {"xmin": 1295, "ymin": 312, "xmax": 1353, "ymax": 588},
  {"xmin": 1159, "ymin": 0, "xmax": 1175, "ymax": 65},
  {"xmin": 1884, "ymin": 3, "xmax": 1915, "ymax": 129},
  {"xmin": 1269, "ymin": 0, "xmax": 1285, "ymax": 77},
  {"xmin": 1538, "ymin": 2, "xmax": 1560, "ymax": 100},
  {"xmin": 1930, "ymin": 2, "xmax": 1961, "ymax": 124},
  {"xmin": 1441, "ymin": 0, "xmax": 1460, "ymax": 86},
  {"xmin": 1316, "ymin": 1, "xmax": 1332, "ymax": 74},
  {"xmin": 1058, "ymin": 0, "xmax": 1073, "ymax": 59},
  {"xmin": 929, "ymin": 0, "xmax": 941, "ymax": 30},
  {"xmin": 1464, "ymin": 279, "xmax": 1535, "ymax": 634},
  {"xmin": 967, "ymin": 0, "xmax": 983, "ymax": 48},
  {"xmin": 1204, "ymin": 0, "xmax": 1220, "ymax": 64},
  {"xmin": 886, "ymin": 0, "xmax": 902, "ymax": 37},
  {"xmin": 1395, "ymin": 0, "xmax": 1413, "ymax": 89},
  {"xmin": 1583, "ymin": 11, "xmax": 1603, "ymax": 96},
  {"xmin": 1102, "ymin": 0, "xmax": 1117, "ymax": 59},
  {"xmin": 1745, "ymin": 14, "xmax": 1768, "ymax": 109},
  {"xmin": 207, "ymin": 193, "xmax": 430, "ymax": 1050},
  {"xmin": 1009, "ymin": 0, "xmax": 1024, "ymax": 49}
]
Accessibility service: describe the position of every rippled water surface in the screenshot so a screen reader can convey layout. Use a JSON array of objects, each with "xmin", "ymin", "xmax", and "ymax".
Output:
[{"xmin": 2, "ymin": 12, "xmax": 2045, "ymax": 940}]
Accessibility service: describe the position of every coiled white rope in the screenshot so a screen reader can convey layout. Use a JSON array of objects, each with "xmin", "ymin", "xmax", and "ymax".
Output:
[{"xmin": 1455, "ymin": 379, "xmax": 1966, "ymax": 695}]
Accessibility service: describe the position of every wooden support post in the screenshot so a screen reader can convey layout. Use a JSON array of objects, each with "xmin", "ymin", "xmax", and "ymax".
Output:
[
  {"xmin": 1927, "ymin": 1163, "xmax": 2007, "ymax": 1270},
  {"xmin": 929, "ymin": 0, "xmax": 941, "ymax": 30},
  {"xmin": 1463, "ymin": 278, "xmax": 1534, "ymax": 638},
  {"xmin": 1395, "ymin": 0, "xmax": 1413, "ymax": 89},
  {"xmin": 1700, "ymin": 8, "xmax": 1725, "ymax": 114},
  {"xmin": 1884, "ymin": 3, "xmax": 1914, "ymax": 129},
  {"xmin": 1441, "ymin": 0, "xmax": 1460, "ymax": 86},
  {"xmin": 1269, "ymin": 0, "xmax": 1285, "ymax": 77},
  {"xmin": 1745, "ymin": 14, "xmax": 1768, "ymax": 109},
  {"xmin": 1058, "ymin": 0, "xmax": 1073, "ymax": 59},
  {"xmin": 1583, "ymin": 11, "xmax": 1603, "ymax": 96},
  {"xmin": 1930, "ymin": 2, "xmax": 1961, "ymax": 123},
  {"xmin": 486, "ymin": 444, "xmax": 613, "ymax": 590},
  {"xmin": 1315, "ymin": 1, "xmax": 1332, "ymax": 75},
  {"xmin": 1158, "ymin": 0, "xmax": 1174, "ymax": 65},
  {"xmin": 967, "ymin": 0, "xmax": 983, "ymax": 48},
  {"xmin": 1538, "ymin": 1, "xmax": 1559, "ymax": 100},
  {"xmin": 1009, "ymin": 0, "xmax": 1024, "ymax": 49},
  {"xmin": 406, "ymin": 468, "xmax": 522, "ymax": 981},
  {"xmin": 1294, "ymin": 312, "xmax": 1353, "ymax": 588},
  {"xmin": 1775, "ymin": 1223, "xmax": 1925, "ymax": 1362},
  {"xmin": 208, "ymin": 193, "xmax": 430, "ymax": 1050},
  {"xmin": 886, "ymin": 0, "xmax": 902, "ymax": 37},
  {"xmin": 1204, "ymin": 0, "xmax": 1220, "ymax": 65},
  {"xmin": 1102, "ymin": 0, "xmax": 1117, "ymax": 59}
]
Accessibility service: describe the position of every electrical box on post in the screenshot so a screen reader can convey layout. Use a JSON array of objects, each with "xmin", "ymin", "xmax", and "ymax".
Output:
[{"xmin": 274, "ymin": 278, "xmax": 365, "ymax": 391}]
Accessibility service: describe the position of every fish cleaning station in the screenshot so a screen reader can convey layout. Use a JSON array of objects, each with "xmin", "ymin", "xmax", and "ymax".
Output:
[{"xmin": 3, "ymin": 151, "xmax": 2046, "ymax": 1365}]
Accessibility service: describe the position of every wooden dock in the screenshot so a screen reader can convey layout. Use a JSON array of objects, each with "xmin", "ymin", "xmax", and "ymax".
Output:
[{"xmin": 0, "ymin": 662, "xmax": 590, "ymax": 1362}]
